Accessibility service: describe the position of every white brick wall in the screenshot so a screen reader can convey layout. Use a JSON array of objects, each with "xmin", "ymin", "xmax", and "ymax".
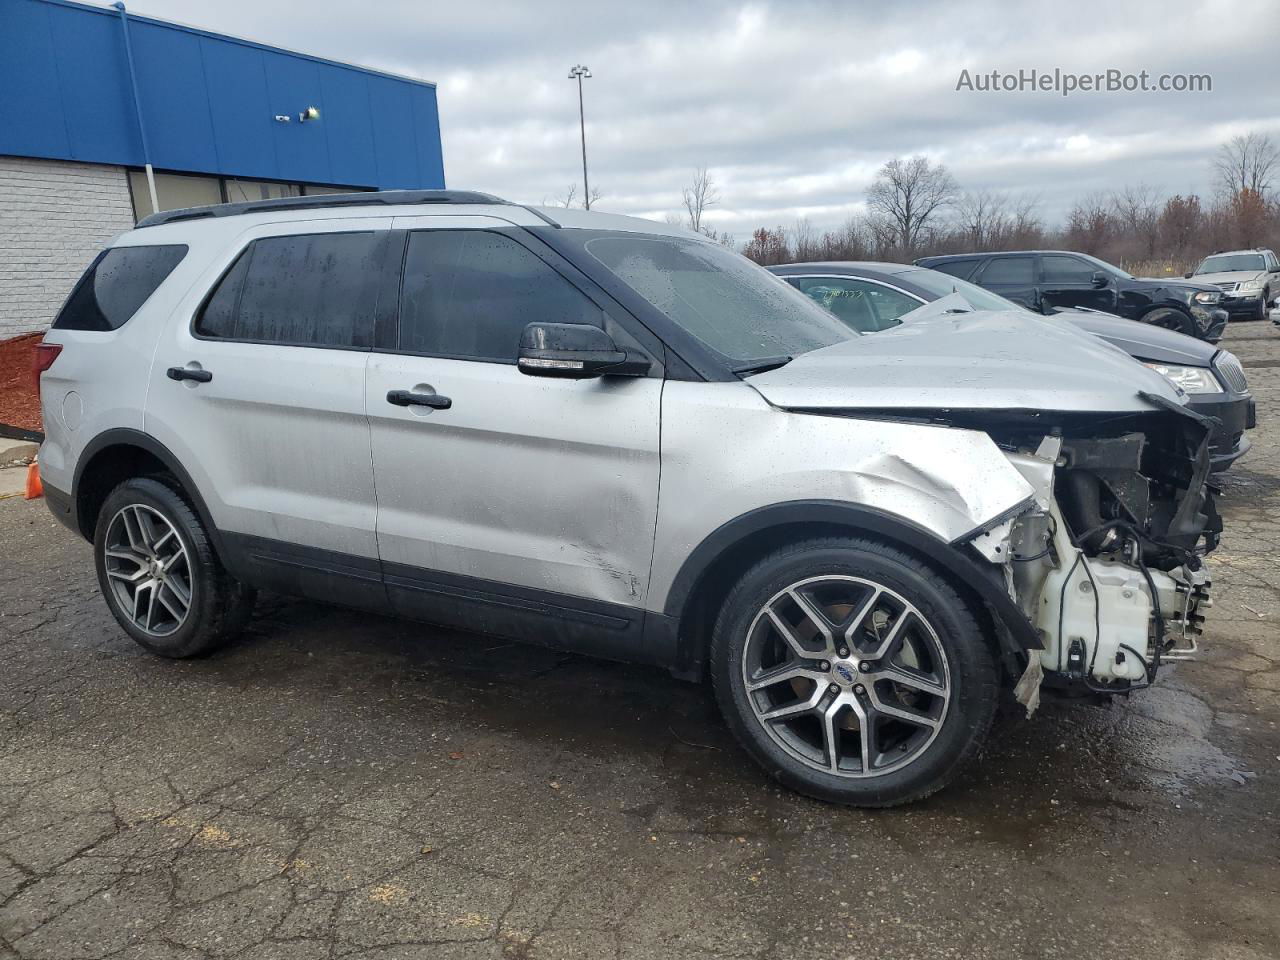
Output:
[{"xmin": 0, "ymin": 156, "xmax": 137, "ymax": 340}]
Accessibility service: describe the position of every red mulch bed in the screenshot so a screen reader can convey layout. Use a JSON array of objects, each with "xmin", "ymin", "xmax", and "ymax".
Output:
[{"xmin": 0, "ymin": 333, "xmax": 44, "ymax": 434}]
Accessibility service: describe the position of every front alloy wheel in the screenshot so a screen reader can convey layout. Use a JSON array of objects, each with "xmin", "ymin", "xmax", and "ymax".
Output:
[
  {"xmin": 742, "ymin": 575, "xmax": 951, "ymax": 778},
  {"xmin": 711, "ymin": 537, "xmax": 997, "ymax": 806}
]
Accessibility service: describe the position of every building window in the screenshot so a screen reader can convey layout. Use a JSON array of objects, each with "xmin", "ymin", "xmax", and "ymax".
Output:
[
  {"xmin": 128, "ymin": 170, "xmax": 374, "ymax": 222},
  {"xmin": 224, "ymin": 179, "xmax": 302, "ymax": 203},
  {"xmin": 128, "ymin": 171, "xmax": 222, "ymax": 221},
  {"xmin": 302, "ymin": 184, "xmax": 366, "ymax": 196}
]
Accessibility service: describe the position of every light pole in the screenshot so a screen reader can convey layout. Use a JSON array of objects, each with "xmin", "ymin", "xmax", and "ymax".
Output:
[{"xmin": 568, "ymin": 64, "xmax": 592, "ymax": 209}]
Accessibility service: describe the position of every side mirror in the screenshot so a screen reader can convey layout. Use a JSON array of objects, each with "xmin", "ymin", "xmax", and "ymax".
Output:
[
  {"xmin": 1090, "ymin": 271, "xmax": 1109, "ymax": 288},
  {"xmin": 517, "ymin": 322, "xmax": 647, "ymax": 379}
]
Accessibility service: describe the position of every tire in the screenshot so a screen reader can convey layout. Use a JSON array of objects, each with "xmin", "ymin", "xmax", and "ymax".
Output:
[
  {"xmin": 710, "ymin": 537, "xmax": 998, "ymax": 807},
  {"xmin": 1140, "ymin": 306, "xmax": 1197, "ymax": 337},
  {"xmin": 1256, "ymin": 292, "xmax": 1270, "ymax": 322},
  {"xmin": 93, "ymin": 476, "xmax": 256, "ymax": 658}
]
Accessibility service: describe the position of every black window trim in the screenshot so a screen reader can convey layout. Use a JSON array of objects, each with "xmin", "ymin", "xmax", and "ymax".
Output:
[
  {"xmin": 376, "ymin": 225, "xmax": 664, "ymax": 377},
  {"xmin": 189, "ymin": 229, "xmax": 396, "ymax": 353}
]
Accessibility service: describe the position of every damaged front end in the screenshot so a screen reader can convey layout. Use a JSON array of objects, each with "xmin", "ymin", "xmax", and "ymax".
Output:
[{"xmin": 966, "ymin": 395, "xmax": 1220, "ymax": 706}]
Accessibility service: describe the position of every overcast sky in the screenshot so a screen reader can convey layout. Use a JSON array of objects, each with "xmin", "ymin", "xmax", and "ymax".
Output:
[{"xmin": 128, "ymin": 0, "xmax": 1280, "ymax": 237}]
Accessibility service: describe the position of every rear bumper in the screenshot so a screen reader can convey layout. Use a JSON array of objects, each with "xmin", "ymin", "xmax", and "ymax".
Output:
[{"xmin": 42, "ymin": 481, "xmax": 80, "ymax": 536}]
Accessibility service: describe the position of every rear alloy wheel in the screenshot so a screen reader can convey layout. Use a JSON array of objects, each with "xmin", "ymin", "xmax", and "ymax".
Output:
[
  {"xmin": 103, "ymin": 503, "xmax": 193, "ymax": 637},
  {"xmin": 94, "ymin": 477, "xmax": 255, "ymax": 658},
  {"xmin": 711, "ymin": 538, "xmax": 997, "ymax": 806}
]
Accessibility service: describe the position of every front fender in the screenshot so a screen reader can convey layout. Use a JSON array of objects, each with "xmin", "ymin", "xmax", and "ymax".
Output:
[
  {"xmin": 662, "ymin": 498, "xmax": 1042, "ymax": 653},
  {"xmin": 649, "ymin": 382, "xmax": 1040, "ymax": 640}
]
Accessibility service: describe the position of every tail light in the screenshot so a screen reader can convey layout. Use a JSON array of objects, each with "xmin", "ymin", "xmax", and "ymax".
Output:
[{"xmin": 33, "ymin": 341, "xmax": 63, "ymax": 398}]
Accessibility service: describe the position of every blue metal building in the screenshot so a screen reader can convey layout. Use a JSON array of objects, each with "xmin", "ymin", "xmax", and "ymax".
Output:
[{"xmin": 0, "ymin": 0, "xmax": 446, "ymax": 336}]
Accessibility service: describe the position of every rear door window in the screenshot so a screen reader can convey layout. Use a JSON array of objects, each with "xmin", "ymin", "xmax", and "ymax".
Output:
[
  {"xmin": 196, "ymin": 232, "xmax": 381, "ymax": 348},
  {"xmin": 53, "ymin": 245, "xmax": 188, "ymax": 331},
  {"xmin": 979, "ymin": 257, "xmax": 1036, "ymax": 284},
  {"xmin": 1041, "ymin": 255, "xmax": 1096, "ymax": 284}
]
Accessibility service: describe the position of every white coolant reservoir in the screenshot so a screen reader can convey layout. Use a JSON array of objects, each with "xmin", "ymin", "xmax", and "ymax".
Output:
[{"xmin": 1033, "ymin": 494, "xmax": 1153, "ymax": 683}]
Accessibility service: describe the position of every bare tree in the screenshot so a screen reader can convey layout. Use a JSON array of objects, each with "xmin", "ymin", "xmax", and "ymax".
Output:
[
  {"xmin": 682, "ymin": 167, "xmax": 720, "ymax": 235},
  {"xmin": 1007, "ymin": 194, "xmax": 1044, "ymax": 248},
  {"xmin": 1214, "ymin": 133, "xmax": 1279, "ymax": 198},
  {"xmin": 545, "ymin": 182, "xmax": 601, "ymax": 210},
  {"xmin": 791, "ymin": 217, "xmax": 818, "ymax": 261},
  {"xmin": 1111, "ymin": 184, "xmax": 1161, "ymax": 258},
  {"xmin": 866, "ymin": 156, "xmax": 959, "ymax": 254},
  {"xmin": 741, "ymin": 226, "xmax": 790, "ymax": 265},
  {"xmin": 1157, "ymin": 194, "xmax": 1202, "ymax": 260},
  {"xmin": 550, "ymin": 183, "xmax": 577, "ymax": 208},
  {"xmin": 1229, "ymin": 188, "xmax": 1269, "ymax": 247},
  {"xmin": 1064, "ymin": 192, "xmax": 1113, "ymax": 255},
  {"xmin": 954, "ymin": 189, "xmax": 1009, "ymax": 248}
]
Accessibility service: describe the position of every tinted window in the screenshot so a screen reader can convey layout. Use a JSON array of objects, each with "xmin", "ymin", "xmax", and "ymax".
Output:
[
  {"xmin": 789, "ymin": 277, "xmax": 921, "ymax": 332},
  {"xmin": 928, "ymin": 259, "xmax": 980, "ymax": 281},
  {"xmin": 1041, "ymin": 255, "xmax": 1097, "ymax": 284},
  {"xmin": 980, "ymin": 257, "xmax": 1035, "ymax": 284},
  {"xmin": 399, "ymin": 230, "xmax": 602, "ymax": 362},
  {"xmin": 196, "ymin": 232, "xmax": 381, "ymax": 347},
  {"xmin": 587, "ymin": 235, "xmax": 852, "ymax": 363},
  {"xmin": 54, "ymin": 245, "xmax": 187, "ymax": 331}
]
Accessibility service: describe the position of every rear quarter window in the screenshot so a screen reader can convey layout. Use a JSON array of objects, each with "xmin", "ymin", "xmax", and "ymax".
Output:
[{"xmin": 53, "ymin": 245, "xmax": 188, "ymax": 331}]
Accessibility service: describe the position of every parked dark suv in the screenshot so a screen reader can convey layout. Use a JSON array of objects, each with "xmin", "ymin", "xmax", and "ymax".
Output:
[{"xmin": 915, "ymin": 250, "xmax": 1229, "ymax": 342}]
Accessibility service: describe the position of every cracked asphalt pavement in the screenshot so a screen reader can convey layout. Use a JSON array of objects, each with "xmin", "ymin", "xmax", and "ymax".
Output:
[{"xmin": 2, "ymin": 325, "xmax": 1279, "ymax": 960}]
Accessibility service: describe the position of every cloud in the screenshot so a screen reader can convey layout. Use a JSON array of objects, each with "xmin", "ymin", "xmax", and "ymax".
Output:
[{"xmin": 126, "ymin": 0, "xmax": 1280, "ymax": 234}]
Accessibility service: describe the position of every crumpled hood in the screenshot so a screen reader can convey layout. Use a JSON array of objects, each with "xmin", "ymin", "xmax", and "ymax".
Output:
[{"xmin": 746, "ymin": 303, "xmax": 1187, "ymax": 414}]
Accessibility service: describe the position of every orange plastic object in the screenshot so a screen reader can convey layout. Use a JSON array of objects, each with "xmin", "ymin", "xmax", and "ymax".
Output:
[{"xmin": 24, "ymin": 459, "xmax": 43, "ymax": 499}]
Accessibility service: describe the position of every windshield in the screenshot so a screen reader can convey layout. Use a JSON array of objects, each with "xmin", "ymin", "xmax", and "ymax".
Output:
[
  {"xmin": 899, "ymin": 268, "xmax": 1027, "ymax": 313},
  {"xmin": 585, "ymin": 235, "xmax": 854, "ymax": 363},
  {"xmin": 1196, "ymin": 254, "xmax": 1265, "ymax": 274}
]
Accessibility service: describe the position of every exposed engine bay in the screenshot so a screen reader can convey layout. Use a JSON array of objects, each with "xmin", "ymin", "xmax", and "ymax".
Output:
[{"xmin": 960, "ymin": 393, "xmax": 1220, "ymax": 703}]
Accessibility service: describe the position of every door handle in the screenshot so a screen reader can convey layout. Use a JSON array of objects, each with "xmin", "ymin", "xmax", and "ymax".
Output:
[
  {"xmin": 167, "ymin": 366, "xmax": 213, "ymax": 383},
  {"xmin": 386, "ymin": 389, "xmax": 451, "ymax": 410}
]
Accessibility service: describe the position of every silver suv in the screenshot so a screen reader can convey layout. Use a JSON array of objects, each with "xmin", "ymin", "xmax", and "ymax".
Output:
[
  {"xmin": 1188, "ymin": 248, "xmax": 1280, "ymax": 321},
  {"xmin": 37, "ymin": 190, "xmax": 1220, "ymax": 806}
]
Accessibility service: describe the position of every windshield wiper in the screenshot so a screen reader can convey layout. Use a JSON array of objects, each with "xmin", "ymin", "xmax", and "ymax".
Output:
[{"xmin": 732, "ymin": 355, "xmax": 792, "ymax": 378}]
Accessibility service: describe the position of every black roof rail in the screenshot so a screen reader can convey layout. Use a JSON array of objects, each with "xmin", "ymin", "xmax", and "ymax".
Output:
[{"xmin": 135, "ymin": 189, "xmax": 511, "ymax": 228}]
